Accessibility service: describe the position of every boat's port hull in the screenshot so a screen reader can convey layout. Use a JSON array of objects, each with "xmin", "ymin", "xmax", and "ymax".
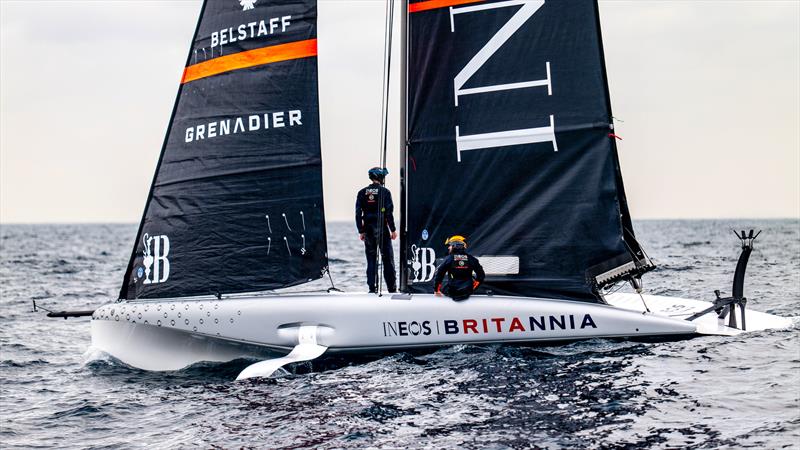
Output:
[{"xmin": 89, "ymin": 292, "xmax": 755, "ymax": 371}]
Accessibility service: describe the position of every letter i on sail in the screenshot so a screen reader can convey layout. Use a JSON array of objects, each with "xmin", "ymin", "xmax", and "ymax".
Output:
[{"xmin": 450, "ymin": 0, "xmax": 557, "ymax": 161}]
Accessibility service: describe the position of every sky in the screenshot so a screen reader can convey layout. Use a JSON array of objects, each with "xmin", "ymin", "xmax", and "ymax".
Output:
[{"xmin": 1, "ymin": 0, "xmax": 798, "ymax": 223}]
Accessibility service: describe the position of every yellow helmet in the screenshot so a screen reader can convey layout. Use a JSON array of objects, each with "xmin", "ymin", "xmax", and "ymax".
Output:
[{"xmin": 444, "ymin": 235, "xmax": 467, "ymax": 247}]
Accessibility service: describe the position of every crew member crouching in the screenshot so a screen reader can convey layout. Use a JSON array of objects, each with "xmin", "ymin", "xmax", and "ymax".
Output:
[{"xmin": 433, "ymin": 235, "xmax": 485, "ymax": 301}]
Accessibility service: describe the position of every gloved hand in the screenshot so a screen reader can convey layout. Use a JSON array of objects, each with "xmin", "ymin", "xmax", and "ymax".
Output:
[
  {"xmin": 435, "ymin": 284, "xmax": 443, "ymax": 297},
  {"xmin": 472, "ymin": 280, "xmax": 480, "ymax": 290}
]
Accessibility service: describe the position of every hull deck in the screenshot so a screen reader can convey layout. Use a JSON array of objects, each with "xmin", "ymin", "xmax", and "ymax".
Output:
[{"xmin": 90, "ymin": 292, "xmax": 793, "ymax": 372}]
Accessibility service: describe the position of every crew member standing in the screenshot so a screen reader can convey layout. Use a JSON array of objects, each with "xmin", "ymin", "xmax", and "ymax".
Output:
[
  {"xmin": 433, "ymin": 235, "xmax": 485, "ymax": 301},
  {"xmin": 356, "ymin": 167, "xmax": 397, "ymax": 293}
]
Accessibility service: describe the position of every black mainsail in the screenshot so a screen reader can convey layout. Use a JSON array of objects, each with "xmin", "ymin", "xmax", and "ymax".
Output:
[
  {"xmin": 120, "ymin": 0, "xmax": 327, "ymax": 300},
  {"xmin": 403, "ymin": 0, "xmax": 653, "ymax": 301}
]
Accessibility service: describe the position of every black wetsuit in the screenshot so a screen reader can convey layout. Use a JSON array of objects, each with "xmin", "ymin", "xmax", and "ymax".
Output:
[
  {"xmin": 355, "ymin": 182, "xmax": 396, "ymax": 292},
  {"xmin": 433, "ymin": 250, "xmax": 485, "ymax": 301}
]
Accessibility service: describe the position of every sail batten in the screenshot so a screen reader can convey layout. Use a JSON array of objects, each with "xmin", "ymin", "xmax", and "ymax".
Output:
[{"xmin": 120, "ymin": 0, "xmax": 326, "ymax": 301}]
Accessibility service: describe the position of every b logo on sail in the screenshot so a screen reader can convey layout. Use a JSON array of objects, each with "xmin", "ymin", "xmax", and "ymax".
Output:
[
  {"xmin": 141, "ymin": 234, "xmax": 171, "ymax": 284},
  {"xmin": 411, "ymin": 246, "xmax": 436, "ymax": 282}
]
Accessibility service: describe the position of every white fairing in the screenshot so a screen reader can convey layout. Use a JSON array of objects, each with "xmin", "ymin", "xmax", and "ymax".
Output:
[{"xmin": 90, "ymin": 292, "xmax": 791, "ymax": 372}]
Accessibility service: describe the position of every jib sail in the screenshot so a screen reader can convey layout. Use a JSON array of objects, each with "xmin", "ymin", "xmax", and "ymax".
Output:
[
  {"xmin": 119, "ymin": 0, "xmax": 327, "ymax": 300},
  {"xmin": 403, "ymin": 0, "xmax": 653, "ymax": 301}
]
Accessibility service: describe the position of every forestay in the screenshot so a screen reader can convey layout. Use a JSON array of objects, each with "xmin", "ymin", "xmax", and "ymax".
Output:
[
  {"xmin": 404, "ymin": 0, "xmax": 652, "ymax": 301},
  {"xmin": 120, "ymin": 0, "xmax": 327, "ymax": 300}
]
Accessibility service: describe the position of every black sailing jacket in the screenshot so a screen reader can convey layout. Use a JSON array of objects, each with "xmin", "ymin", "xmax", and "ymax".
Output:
[
  {"xmin": 433, "ymin": 251, "xmax": 485, "ymax": 299},
  {"xmin": 355, "ymin": 183, "xmax": 396, "ymax": 233}
]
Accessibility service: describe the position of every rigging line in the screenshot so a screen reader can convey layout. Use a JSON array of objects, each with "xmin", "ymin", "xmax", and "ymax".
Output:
[
  {"xmin": 325, "ymin": 266, "xmax": 343, "ymax": 292},
  {"xmin": 31, "ymin": 300, "xmax": 54, "ymax": 314},
  {"xmin": 378, "ymin": 0, "xmax": 391, "ymax": 164},
  {"xmin": 376, "ymin": 0, "xmax": 392, "ymax": 288},
  {"xmin": 233, "ymin": 287, "xmax": 340, "ymax": 297},
  {"xmin": 381, "ymin": 0, "xmax": 395, "ymax": 164},
  {"xmin": 376, "ymin": 0, "xmax": 395, "ymax": 296},
  {"xmin": 599, "ymin": 281, "xmax": 626, "ymax": 299}
]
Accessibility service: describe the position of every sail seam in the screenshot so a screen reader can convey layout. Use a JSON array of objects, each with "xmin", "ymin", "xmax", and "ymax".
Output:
[
  {"xmin": 153, "ymin": 161, "xmax": 321, "ymax": 188},
  {"xmin": 406, "ymin": 120, "xmax": 613, "ymax": 145}
]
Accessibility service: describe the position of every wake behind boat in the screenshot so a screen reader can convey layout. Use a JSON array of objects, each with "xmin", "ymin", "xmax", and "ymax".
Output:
[{"xmin": 73, "ymin": 0, "xmax": 791, "ymax": 379}]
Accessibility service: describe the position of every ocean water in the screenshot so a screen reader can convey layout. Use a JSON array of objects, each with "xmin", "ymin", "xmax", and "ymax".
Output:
[{"xmin": 1, "ymin": 220, "xmax": 798, "ymax": 449}]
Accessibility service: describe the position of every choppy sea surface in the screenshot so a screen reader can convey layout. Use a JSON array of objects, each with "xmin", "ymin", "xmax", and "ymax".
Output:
[{"xmin": 1, "ymin": 220, "xmax": 798, "ymax": 449}]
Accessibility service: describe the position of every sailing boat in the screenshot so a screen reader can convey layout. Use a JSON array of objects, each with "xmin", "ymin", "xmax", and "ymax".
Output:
[{"xmin": 88, "ymin": 0, "xmax": 791, "ymax": 379}]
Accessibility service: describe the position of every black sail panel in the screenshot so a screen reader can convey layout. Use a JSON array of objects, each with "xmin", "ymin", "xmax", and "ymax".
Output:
[
  {"xmin": 405, "ymin": 0, "xmax": 648, "ymax": 301},
  {"xmin": 120, "ymin": 0, "xmax": 326, "ymax": 300}
]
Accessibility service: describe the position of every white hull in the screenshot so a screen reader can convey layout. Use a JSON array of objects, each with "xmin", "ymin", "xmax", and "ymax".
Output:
[{"xmin": 90, "ymin": 292, "xmax": 793, "ymax": 372}]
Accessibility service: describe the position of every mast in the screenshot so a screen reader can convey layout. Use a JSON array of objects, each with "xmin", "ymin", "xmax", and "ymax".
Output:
[{"xmin": 398, "ymin": 0, "xmax": 409, "ymax": 292}]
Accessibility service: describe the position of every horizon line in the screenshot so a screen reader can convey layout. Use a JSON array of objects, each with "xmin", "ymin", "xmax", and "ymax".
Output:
[{"xmin": 1, "ymin": 217, "xmax": 798, "ymax": 226}]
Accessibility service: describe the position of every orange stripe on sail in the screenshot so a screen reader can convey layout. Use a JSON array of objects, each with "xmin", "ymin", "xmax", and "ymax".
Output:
[
  {"xmin": 408, "ymin": 0, "xmax": 484, "ymax": 13},
  {"xmin": 181, "ymin": 38, "xmax": 317, "ymax": 84}
]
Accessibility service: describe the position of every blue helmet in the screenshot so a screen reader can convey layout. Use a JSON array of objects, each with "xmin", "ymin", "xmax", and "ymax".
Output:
[{"xmin": 368, "ymin": 167, "xmax": 389, "ymax": 181}]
